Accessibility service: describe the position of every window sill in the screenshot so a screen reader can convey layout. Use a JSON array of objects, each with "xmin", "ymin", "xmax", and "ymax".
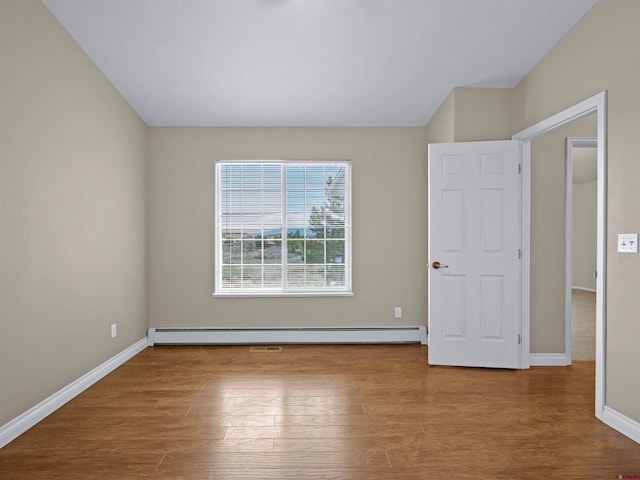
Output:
[{"xmin": 213, "ymin": 291, "xmax": 354, "ymax": 298}]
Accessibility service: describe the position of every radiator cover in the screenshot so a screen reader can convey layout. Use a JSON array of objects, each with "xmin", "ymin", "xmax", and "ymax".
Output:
[{"xmin": 147, "ymin": 326, "xmax": 428, "ymax": 346}]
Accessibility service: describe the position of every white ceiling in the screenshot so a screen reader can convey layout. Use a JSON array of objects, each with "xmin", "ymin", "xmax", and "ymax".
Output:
[{"xmin": 42, "ymin": 0, "xmax": 598, "ymax": 127}]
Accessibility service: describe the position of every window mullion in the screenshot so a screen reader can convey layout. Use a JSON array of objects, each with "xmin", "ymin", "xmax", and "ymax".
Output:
[
  {"xmin": 303, "ymin": 166, "xmax": 308, "ymax": 289},
  {"xmin": 281, "ymin": 164, "xmax": 287, "ymax": 292},
  {"xmin": 260, "ymin": 166, "xmax": 265, "ymax": 289},
  {"xmin": 239, "ymin": 165, "xmax": 245, "ymax": 289}
]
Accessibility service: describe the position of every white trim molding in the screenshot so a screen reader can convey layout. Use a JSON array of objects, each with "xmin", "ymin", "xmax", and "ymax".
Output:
[
  {"xmin": 602, "ymin": 406, "xmax": 640, "ymax": 444},
  {"xmin": 0, "ymin": 338, "xmax": 147, "ymax": 449},
  {"xmin": 148, "ymin": 326, "xmax": 428, "ymax": 346},
  {"xmin": 529, "ymin": 353, "xmax": 571, "ymax": 366}
]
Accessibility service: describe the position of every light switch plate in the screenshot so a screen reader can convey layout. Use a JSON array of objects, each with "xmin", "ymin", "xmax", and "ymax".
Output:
[{"xmin": 617, "ymin": 233, "xmax": 638, "ymax": 253}]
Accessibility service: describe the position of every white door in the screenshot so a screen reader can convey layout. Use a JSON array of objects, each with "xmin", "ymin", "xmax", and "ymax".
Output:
[{"xmin": 428, "ymin": 140, "xmax": 522, "ymax": 368}]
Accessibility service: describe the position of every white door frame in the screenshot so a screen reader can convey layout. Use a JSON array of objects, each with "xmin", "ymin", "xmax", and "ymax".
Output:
[
  {"xmin": 512, "ymin": 91, "xmax": 607, "ymax": 420},
  {"xmin": 565, "ymin": 136, "xmax": 598, "ymax": 365}
]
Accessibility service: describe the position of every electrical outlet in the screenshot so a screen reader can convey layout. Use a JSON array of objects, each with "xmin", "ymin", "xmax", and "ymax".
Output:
[
  {"xmin": 111, "ymin": 324, "xmax": 117, "ymax": 338},
  {"xmin": 394, "ymin": 307, "xmax": 402, "ymax": 319},
  {"xmin": 617, "ymin": 233, "xmax": 638, "ymax": 253}
]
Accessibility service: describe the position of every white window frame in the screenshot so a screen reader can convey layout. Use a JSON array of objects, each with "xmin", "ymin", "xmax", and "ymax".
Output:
[{"xmin": 213, "ymin": 160, "xmax": 352, "ymax": 297}]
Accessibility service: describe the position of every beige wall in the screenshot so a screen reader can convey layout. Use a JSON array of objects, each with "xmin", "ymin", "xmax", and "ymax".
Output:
[
  {"xmin": 511, "ymin": 0, "xmax": 640, "ymax": 422},
  {"xmin": 425, "ymin": 91, "xmax": 455, "ymax": 143},
  {"xmin": 0, "ymin": 0, "xmax": 147, "ymax": 425},
  {"xmin": 147, "ymin": 128, "xmax": 429, "ymax": 329},
  {"xmin": 425, "ymin": 88, "xmax": 512, "ymax": 144},
  {"xmin": 452, "ymin": 88, "xmax": 512, "ymax": 142},
  {"xmin": 573, "ymin": 180, "xmax": 597, "ymax": 290}
]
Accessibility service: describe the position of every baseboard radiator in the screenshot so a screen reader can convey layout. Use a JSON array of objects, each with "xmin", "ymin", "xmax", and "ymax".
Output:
[{"xmin": 148, "ymin": 326, "xmax": 428, "ymax": 346}]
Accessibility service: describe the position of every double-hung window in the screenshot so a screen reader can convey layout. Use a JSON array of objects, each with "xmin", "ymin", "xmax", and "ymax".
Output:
[{"xmin": 215, "ymin": 160, "xmax": 352, "ymax": 296}]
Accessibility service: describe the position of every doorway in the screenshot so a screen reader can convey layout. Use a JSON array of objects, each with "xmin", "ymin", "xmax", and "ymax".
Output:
[
  {"xmin": 512, "ymin": 91, "xmax": 607, "ymax": 419},
  {"xmin": 566, "ymin": 137, "xmax": 597, "ymax": 362}
]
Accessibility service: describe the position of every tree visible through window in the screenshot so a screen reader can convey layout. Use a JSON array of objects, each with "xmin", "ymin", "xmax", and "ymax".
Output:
[{"xmin": 215, "ymin": 161, "xmax": 351, "ymax": 295}]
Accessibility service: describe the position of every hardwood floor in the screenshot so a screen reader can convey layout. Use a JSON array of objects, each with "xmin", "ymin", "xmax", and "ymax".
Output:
[
  {"xmin": 1, "ymin": 344, "xmax": 639, "ymax": 479},
  {"xmin": 572, "ymin": 289, "xmax": 596, "ymax": 361}
]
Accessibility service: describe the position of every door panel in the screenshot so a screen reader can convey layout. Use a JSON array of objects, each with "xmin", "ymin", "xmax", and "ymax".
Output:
[
  {"xmin": 428, "ymin": 140, "xmax": 522, "ymax": 368},
  {"xmin": 442, "ymin": 190, "xmax": 466, "ymax": 253},
  {"xmin": 442, "ymin": 275, "xmax": 465, "ymax": 338},
  {"xmin": 480, "ymin": 275, "xmax": 504, "ymax": 339},
  {"xmin": 481, "ymin": 189, "xmax": 504, "ymax": 252}
]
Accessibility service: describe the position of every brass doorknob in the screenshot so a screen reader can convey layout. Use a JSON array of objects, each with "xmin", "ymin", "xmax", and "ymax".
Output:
[{"xmin": 432, "ymin": 261, "xmax": 449, "ymax": 269}]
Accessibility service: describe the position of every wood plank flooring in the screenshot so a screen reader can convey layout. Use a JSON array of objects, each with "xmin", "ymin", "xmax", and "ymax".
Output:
[
  {"xmin": 1, "ymin": 344, "xmax": 639, "ymax": 479},
  {"xmin": 572, "ymin": 289, "xmax": 596, "ymax": 361}
]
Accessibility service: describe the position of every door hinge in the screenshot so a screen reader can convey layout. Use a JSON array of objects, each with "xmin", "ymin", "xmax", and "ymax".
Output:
[
  {"xmin": 518, "ymin": 334, "xmax": 521, "ymax": 345},
  {"xmin": 518, "ymin": 249, "xmax": 521, "ymax": 259},
  {"xmin": 518, "ymin": 164, "xmax": 522, "ymax": 174}
]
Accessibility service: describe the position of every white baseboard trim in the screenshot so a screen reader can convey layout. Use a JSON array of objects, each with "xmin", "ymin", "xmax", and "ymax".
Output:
[
  {"xmin": 149, "ymin": 326, "xmax": 428, "ymax": 346},
  {"xmin": 601, "ymin": 406, "xmax": 640, "ymax": 443},
  {"xmin": 529, "ymin": 353, "xmax": 571, "ymax": 366},
  {"xmin": 572, "ymin": 286, "xmax": 597, "ymax": 293},
  {"xmin": 0, "ymin": 337, "xmax": 147, "ymax": 449},
  {"xmin": 602, "ymin": 406, "xmax": 640, "ymax": 444}
]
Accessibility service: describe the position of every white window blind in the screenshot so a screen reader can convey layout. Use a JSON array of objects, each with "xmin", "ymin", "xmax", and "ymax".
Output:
[{"xmin": 215, "ymin": 160, "xmax": 351, "ymax": 296}]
